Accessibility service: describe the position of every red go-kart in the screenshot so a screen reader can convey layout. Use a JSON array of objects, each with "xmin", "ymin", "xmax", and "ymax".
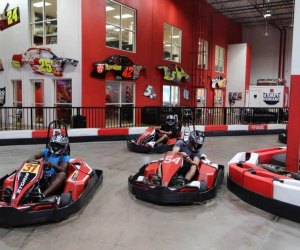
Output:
[
  {"xmin": 0, "ymin": 120, "xmax": 103, "ymax": 227},
  {"xmin": 127, "ymin": 127, "xmax": 179, "ymax": 153},
  {"xmin": 128, "ymin": 151, "xmax": 224, "ymax": 204}
]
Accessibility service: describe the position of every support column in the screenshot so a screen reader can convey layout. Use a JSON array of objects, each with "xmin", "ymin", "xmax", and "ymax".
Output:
[{"xmin": 286, "ymin": 1, "xmax": 300, "ymax": 172}]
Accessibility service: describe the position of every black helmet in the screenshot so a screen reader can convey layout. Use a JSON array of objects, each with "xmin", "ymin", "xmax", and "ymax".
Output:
[
  {"xmin": 188, "ymin": 131, "xmax": 205, "ymax": 152},
  {"xmin": 48, "ymin": 132, "xmax": 69, "ymax": 155},
  {"xmin": 166, "ymin": 114, "xmax": 176, "ymax": 126}
]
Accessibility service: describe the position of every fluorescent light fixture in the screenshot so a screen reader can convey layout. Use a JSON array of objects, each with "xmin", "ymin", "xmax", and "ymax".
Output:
[
  {"xmin": 106, "ymin": 6, "xmax": 115, "ymax": 11},
  {"xmin": 106, "ymin": 24, "xmax": 115, "ymax": 29},
  {"xmin": 33, "ymin": 2, "xmax": 52, "ymax": 8},
  {"xmin": 264, "ymin": 10, "xmax": 271, "ymax": 18},
  {"xmin": 172, "ymin": 35, "xmax": 180, "ymax": 38},
  {"xmin": 114, "ymin": 14, "xmax": 133, "ymax": 19},
  {"xmin": 106, "ymin": 37, "xmax": 118, "ymax": 41}
]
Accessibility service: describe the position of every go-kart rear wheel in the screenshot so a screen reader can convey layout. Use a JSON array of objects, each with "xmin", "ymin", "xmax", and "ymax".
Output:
[{"xmin": 59, "ymin": 192, "xmax": 72, "ymax": 207}]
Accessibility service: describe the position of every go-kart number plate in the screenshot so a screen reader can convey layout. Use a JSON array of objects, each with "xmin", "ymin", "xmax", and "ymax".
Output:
[
  {"xmin": 163, "ymin": 156, "xmax": 181, "ymax": 165},
  {"xmin": 21, "ymin": 162, "xmax": 40, "ymax": 174}
]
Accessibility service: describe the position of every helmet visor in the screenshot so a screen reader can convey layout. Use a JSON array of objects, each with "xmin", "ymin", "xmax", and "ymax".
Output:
[{"xmin": 50, "ymin": 142, "xmax": 64, "ymax": 154}]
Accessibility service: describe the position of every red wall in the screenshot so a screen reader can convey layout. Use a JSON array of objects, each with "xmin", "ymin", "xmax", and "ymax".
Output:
[{"xmin": 82, "ymin": 0, "xmax": 242, "ymax": 108}]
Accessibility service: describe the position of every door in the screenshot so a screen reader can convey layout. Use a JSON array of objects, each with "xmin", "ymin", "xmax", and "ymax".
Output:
[{"xmin": 32, "ymin": 80, "xmax": 44, "ymax": 124}]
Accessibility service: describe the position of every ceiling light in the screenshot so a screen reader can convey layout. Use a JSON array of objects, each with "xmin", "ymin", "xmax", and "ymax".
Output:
[
  {"xmin": 172, "ymin": 35, "xmax": 180, "ymax": 38},
  {"xmin": 33, "ymin": 2, "xmax": 52, "ymax": 8},
  {"xmin": 106, "ymin": 6, "xmax": 115, "ymax": 11},
  {"xmin": 264, "ymin": 10, "xmax": 271, "ymax": 18},
  {"xmin": 106, "ymin": 24, "xmax": 115, "ymax": 29},
  {"xmin": 114, "ymin": 14, "xmax": 133, "ymax": 19}
]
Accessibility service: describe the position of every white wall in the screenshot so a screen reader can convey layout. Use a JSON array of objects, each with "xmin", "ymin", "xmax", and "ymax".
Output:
[
  {"xmin": 243, "ymin": 25, "xmax": 293, "ymax": 87},
  {"xmin": 226, "ymin": 43, "xmax": 247, "ymax": 107},
  {"xmin": 291, "ymin": 0, "xmax": 300, "ymax": 75},
  {"xmin": 0, "ymin": 0, "xmax": 82, "ymax": 107}
]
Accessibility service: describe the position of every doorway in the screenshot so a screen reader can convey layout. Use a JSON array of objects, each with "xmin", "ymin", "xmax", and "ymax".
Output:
[{"xmin": 32, "ymin": 80, "xmax": 44, "ymax": 124}]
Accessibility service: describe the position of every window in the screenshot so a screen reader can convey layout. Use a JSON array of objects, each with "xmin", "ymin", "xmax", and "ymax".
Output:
[
  {"xmin": 163, "ymin": 85, "xmax": 179, "ymax": 106},
  {"xmin": 198, "ymin": 39, "xmax": 208, "ymax": 69},
  {"xmin": 30, "ymin": 0, "xmax": 57, "ymax": 45},
  {"xmin": 215, "ymin": 45, "xmax": 225, "ymax": 72},
  {"xmin": 55, "ymin": 79, "xmax": 72, "ymax": 125},
  {"xmin": 163, "ymin": 24, "xmax": 182, "ymax": 62},
  {"xmin": 106, "ymin": 0, "xmax": 136, "ymax": 52},
  {"xmin": 106, "ymin": 81, "xmax": 135, "ymax": 127}
]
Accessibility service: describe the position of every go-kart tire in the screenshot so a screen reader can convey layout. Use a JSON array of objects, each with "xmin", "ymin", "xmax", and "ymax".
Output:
[
  {"xmin": 59, "ymin": 192, "xmax": 72, "ymax": 207},
  {"xmin": 3, "ymin": 187, "xmax": 13, "ymax": 203}
]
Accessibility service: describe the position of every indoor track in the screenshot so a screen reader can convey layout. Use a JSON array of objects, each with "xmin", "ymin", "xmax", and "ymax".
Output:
[{"xmin": 0, "ymin": 135, "xmax": 299, "ymax": 250}]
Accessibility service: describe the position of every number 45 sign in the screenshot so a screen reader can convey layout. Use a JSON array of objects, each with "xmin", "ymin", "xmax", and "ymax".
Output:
[{"xmin": 0, "ymin": 4, "xmax": 20, "ymax": 31}]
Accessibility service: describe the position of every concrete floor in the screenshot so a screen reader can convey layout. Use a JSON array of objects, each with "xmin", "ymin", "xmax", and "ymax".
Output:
[{"xmin": 0, "ymin": 135, "xmax": 299, "ymax": 250}]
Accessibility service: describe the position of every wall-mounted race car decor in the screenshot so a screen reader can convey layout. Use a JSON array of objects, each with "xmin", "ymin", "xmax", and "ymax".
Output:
[
  {"xmin": 157, "ymin": 64, "xmax": 190, "ymax": 84},
  {"xmin": 0, "ymin": 59, "xmax": 4, "ymax": 71},
  {"xmin": 0, "ymin": 87, "xmax": 5, "ymax": 106},
  {"xmin": 0, "ymin": 4, "xmax": 20, "ymax": 31},
  {"xmin": 11, "ymin": 48, "xmax": 79, "ymax": 77},
  {"xmin": 91, "ymin": 55, "xmax": 144, "ymax": 80},
  {"xmin": 211, "ymin": 75, "xmax": 227, "ymax": 89}
]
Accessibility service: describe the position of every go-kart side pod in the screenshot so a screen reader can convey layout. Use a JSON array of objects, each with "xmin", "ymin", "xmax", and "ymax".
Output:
[{"xmin": 0, "ymin": 169, "xmax": 103, "ymax": 227}]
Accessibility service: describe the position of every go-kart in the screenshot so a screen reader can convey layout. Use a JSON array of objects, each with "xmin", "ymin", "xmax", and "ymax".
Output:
[
  {"xmin": 127, "ymin": 127, "xmax": 179, "ymax": 153},
  {"xmin": 0, "ymin": 120, "xmax": 103, "ymax": 227},
  {"xmin": 128, "ymin": 151, "xmax": 224, "ymax": 204},
  {"xmin": 127, "ymin": 110, "xmax": 194, "ymax": 154}
]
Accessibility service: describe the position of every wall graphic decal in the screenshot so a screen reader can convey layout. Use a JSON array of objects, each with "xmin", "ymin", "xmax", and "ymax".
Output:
[
  {"xmin": 157, "ymin": 64, "xmax": 189, "ymax": 83},
  {"xmin": 91, "ymin": 55, "xmax": 144, "ymax": 80},
  {"xmin": 11, "ymin": 48, "xmax": 78, "ymax": 77},
  {"xmin": 143, "ymin": 85, "xmax": 157, "ymax": 99},
  {"xmin": 0, "ymin": 87, "xmax": 6, "ymax": 106}
]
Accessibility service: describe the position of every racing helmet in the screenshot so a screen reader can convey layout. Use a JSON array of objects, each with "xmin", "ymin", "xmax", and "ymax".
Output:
[
  {"xmin": 188, "ymin": 131, "xmax": 205, "ymax": 152},
  {"xmin": 166, "ymin": 114, "xmax": 177, "ymax": 126},
  {"xmin": 48, "ymin": 132, "xmax": 69, "ymax": 155}
]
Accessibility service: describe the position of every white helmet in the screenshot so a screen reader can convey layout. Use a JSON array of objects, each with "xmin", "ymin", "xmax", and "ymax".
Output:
[
  {"xmin": 48, "ymin": 132, "xmax": 69, "ymax": 154},
  {"xmin": 166, "ymin": 114, "xmax": 176, "ymax": 126},
  {"xmin": 188, "ymin": 131, "xmax": 205, "ymax": 152}
]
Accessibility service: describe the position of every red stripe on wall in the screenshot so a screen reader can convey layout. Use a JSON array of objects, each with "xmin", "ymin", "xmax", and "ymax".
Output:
[
  {"xmin": 98, "ymin": 128, "xmax": 129, "ymax": 136},
  {"xmin": 205, "ymin": 125, "xmax": 228, "ymax": 132},
  {"xmin": 32, "ymin": 130, "xmax": 48, "ymax": 138}
]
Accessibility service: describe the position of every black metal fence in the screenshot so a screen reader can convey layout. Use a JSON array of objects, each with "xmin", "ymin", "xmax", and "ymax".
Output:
[{"xmin": 0, "ymin": 106, "xmax": 289, "ymax": 131}]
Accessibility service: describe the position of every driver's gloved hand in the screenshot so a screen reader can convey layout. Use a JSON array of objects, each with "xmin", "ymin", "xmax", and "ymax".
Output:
[{"xmin": 200, "ymin": 154, "xmax": 208, "ymax": 160}]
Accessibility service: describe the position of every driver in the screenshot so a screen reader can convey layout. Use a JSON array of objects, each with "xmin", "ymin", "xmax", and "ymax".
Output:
[
  {"xmin": 31, "ymin": 132, "xmax": 70, "ymax": 198},
  {"xmin": 149, "ymin": 114, "xmax": 179, "ymax": 147},
  {"xmin": 172, "ymin": 130, "xmax": 205, "ymax": 186}
]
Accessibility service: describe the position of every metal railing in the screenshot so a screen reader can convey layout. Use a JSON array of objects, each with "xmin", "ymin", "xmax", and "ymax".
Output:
[{"xmin": 0, "ymin": 106, "xmax": 289, "ymax": 131}]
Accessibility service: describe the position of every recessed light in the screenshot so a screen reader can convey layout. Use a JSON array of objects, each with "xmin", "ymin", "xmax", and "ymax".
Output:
[
  {"xmin": 114, "ymin": 14, "xmax": 133, "ymax": 19},
  {"xmin": 33, "ymin": 2, "xmax": 52, "ymax": 8}
]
